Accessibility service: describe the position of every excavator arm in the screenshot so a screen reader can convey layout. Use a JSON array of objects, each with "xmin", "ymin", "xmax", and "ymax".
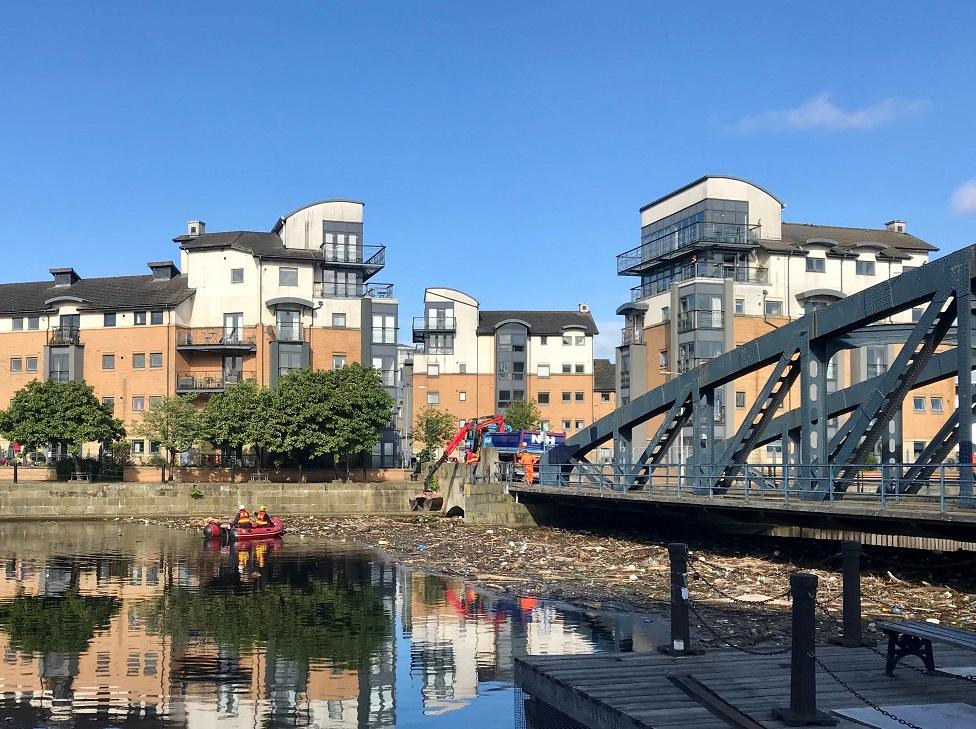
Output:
[{"xmin": 423, "ymin": 414, "xmax": 505, "ymax": 489}]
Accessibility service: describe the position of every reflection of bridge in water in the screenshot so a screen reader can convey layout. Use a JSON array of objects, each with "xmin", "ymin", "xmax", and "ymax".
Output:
[{"xmin": 530, "ymin": 246, "xmax": 976, "ymax": 542}]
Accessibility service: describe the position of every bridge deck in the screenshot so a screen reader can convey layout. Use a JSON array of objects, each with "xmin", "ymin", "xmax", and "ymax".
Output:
[{"xmin": 516, "ymin": 645, "xmax": 976, "ymax": 729}]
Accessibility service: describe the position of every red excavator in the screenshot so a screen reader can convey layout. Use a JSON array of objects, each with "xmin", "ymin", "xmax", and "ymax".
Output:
[{"xmin": 411, "ymin": 415, "xmax": 506, "ymax": 509}]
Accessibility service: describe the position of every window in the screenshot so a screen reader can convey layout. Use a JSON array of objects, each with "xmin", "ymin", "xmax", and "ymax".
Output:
[
  {"xmin": 427, "ymin": 363, "xmax": 440, "ymax": 377},
  {"xmin": 134, "ymin": 311, "xmax": 146, "ymax": 326},
  {"xmin": 765, "ymin": 300, "xmax": 784, "ymax": 317},
  {"xmin": 538, "ymin": 364, "xmax": 550, "ymax": 378},
  {"xmin": 27, "ymin": 316, "xmax": 39, "ymax": 330},
  {"xmin": 540, "ymin": 336, "xmax": 548, "ymax": 345},
  {"xmin": 911, "ymin": 308, "xmax": 923, "ymax": 323},
  {"xmin": 279, "ymin": 267, "xmax": 298, "ymax": 286},
  {"xmin": 459, "ymin": 363, "xmax": 467, "ymax": 374},
  {"xmin": 561, "ymin": 391, "xmax": 571, "ymax": 402},
  {"xmin": 574, "ymin": 391, "xmax": 584, "ymax": 402},
  {"xmin": 912, "ymin": 396, "xmax": 925, "ymax": 413},
  {"xmin": 131, "ymin": 440, "xmax": 145, "ymax": 454},
  {"xmin": 149, "ymin": 441, "xmax": 161, "ymax": 454},
  {"xmin": 562, "ymin": 335, "xmax": 572, "ymax": 346},
  {"xmin": 149, "ymin": 396, "xmax": 163, "ymax": 408},
  {"xmin": 538, "ymin": 392, "xmax": 550, "ymax": 404},
  {"xmin": 562, "ymin": 420, "xmax": 571, "ymax": 430},
  {"xmin": 575, "ymin": 420, "xmax": 585, "ymax": 429},
  {"xmin": 372, "ymin": 313, "xmax": 396, "ymax": 344},
  {"xmin": 25, "ymin": 356, "xmax": 36, "ymax": 373},
  {"xmin": 276, "ymin": 309, "xmax": 302, "ymax": 341},
  {"xmin": 332, "ymin": 355, "xmax": 346, "ymax": 369},
  {"xmin": 230, "ymin": 268, "xmax": 244, "ymax": 284},
  {"xmin": 735, "ymin": 298, "xmax": 745, "ymax": 314},
  {"xmin": 662, "ymin": 306, "xmax": 670, "ymax": 321},
  {"xmin": 104, "ymin": 312, "xmax": 116, "ymax": 327},
  {"xmin": 132, "ymin": 353, "xmax": 146, "ymax": 369},
  {"xmin": 11, "ymin": 317, "xmax": 23, "ymax": 331},
  {"xmin": 659, "ymin": 350, "xmax": 669, "ymax": 368},
  {"xmin": 601, "ymin": 392, "xmax": 611, "ymax": 402},
  {"xmin": 150, "ymin": 311, "xmax": 163, "ymax": 325},
  {"xmin": 102, "ymin": 397, "xmax": 114, "ymax": 411},
  {"xmin": 806, "ymin": 257, "xmax": 825, "ymax": 273},
  {"xmin": 575, "ymin": 364, "xmax": 584, "ymax": 373},
  {"xmin": 102, "ymin": 354, "xmax": 115, "ymax": 370},
  {"xmin": 149, "ymin": 352, "xmax": 163, "ymax": 369},
  {"xmin": 575, "ymin": 336, "xmax": 584, "ymax": 346},
  {"xmin": 9, "ymin": 357, "xmax": 21, "ymax": 373},
  {"xmin": 332, "ymin": 313, "xmax": 346, "ymax": 328},
  {"xmin": 427, "ymin": 392, "xmax": 439, "ymax": 405},
  {"xmin": 856, "ymin": 260, "xmax": 876, "ymax": 276},
  {"xmin": 132, "ymin": 396, "xmax": 145, "ymax": 412},
  {"xmin": 459, "ymin": 391, "xmax": 467, "ymax": 401},
  {"xmin": 278, "ymin": 345, "xmax": 304, "ymax": 377},
  {"xmin": 931, "ymin": 397, "xmax": 944, "ymax": 413},
  {"xmin": 867, "ymin": 346, "xmax": 887, "ymax": 378},
  {"xmin": 426, "ymin": 333, "xmax": 454, "ymax": 354}
]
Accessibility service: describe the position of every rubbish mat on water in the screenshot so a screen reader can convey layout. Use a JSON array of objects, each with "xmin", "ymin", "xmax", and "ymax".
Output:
[
  {"xmin": 833, "ymin": 702, "xmax": 976, "ymax": 729},
  {"xmin": 514, "ymin": 687, "xmax": 589, "ymax": 729}
]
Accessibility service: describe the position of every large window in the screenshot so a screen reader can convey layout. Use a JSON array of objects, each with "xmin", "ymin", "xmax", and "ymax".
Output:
[
  {"xmin": 372, "ymin": 313, "xmax": 396, "ymax": 344},
  {"xmin": 765, "ymin": 300, "xmax": 784, "ymax": 317},
  {"xmin": 278, "ymin": 346, "xmax": 304, "ymax": 378},
  {"xmin": 426, "ymin": 333, "xmax": 453, "ymax": 354},
  {"xmin": 806, "ymin": 257, "xmax": 825, "ymax": 273},
  {"xmin": 276, "ymin": 310, "xmax": 301, "ymax": 341},
  {"xmin": 224, "ymin": 312, "xmax": 243, "ymax": 342},
  {"xmin": 279, "ymin": 267, "xmax": 298, "ymax": 287},
  {"xmin": 867, "ymin": 346, "xmax": 887, "ymax": 378},
  {"xmin": 320, "ymin": 269, "xmax": 360, "ymax": 297},
  {"xmin": 856, "ymin": 260, "xmax": 876, "ymax": 276},
  {"xmin": 49, "ymin": 352, "xmax": 69, "ymax": 382}
]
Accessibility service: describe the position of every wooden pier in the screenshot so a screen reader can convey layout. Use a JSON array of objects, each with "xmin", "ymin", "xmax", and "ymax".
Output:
[{"xmin": 515, "ymin": 646, "xmax": 976, "ymax": 728}]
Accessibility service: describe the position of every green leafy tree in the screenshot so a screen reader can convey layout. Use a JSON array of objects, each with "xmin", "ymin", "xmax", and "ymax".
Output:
[
  {"xmin": 0, "ymin": 380, "xmax": 125, "ymax": 469},
  {"xmin": 505, "ymin": 399, "xmax": 542, "ymax": 431},
  {"xmin": 414, "ymin": 406, "xmax": 457, "ymax": 464},
  {"xmin": 263, "ymin": 368, "xmax": 335, "ymax": 464},
  {"xmin": 133, "ymin": 395, "xmax": 201, "ymax": 480},
  {"xmin": 200, "ymin": 379, "xmax": 271, "ymax": 463},
  {"xmin": 323, "ymin": 363, "xmax": 395, "ymax": 480}
]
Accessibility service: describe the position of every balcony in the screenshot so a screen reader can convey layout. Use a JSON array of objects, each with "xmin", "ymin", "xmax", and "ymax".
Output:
[
  {"xmin": 313, "ymin": 281, "xmax": 395, "ymax": 299},
  {"xmin": 273, "ymin": 324, "xmax": 305, "ymax": 342},
  {"xmin": 630, "ymin": 263, "xmax": 768, "ymax": 302},
  {"xmin": 48, "ymin": 326, "xmax": 80, "ymax": 345},
  {"xmin": 617, "ymin": 222, "xmax": 762, "ymax": 276},
  {"xmin": 322, "ymin": 243, "xmax": 386, "ymax": 281},
  {"xmin": 176, "ymin": 370, "xmax": 255, "ymax": 394},
  {"xmin": 412, "ymin": 316, "xmax": 457, "ymax": 343},
  {"xmin": 177, "ymin": 327, "xmax": 256, "ymax": 351},
  {"xmin": 677, "ymin": 310, "xmax": 725, "ymax": 333},
  {"xmin": 676, "ymin": 358, "xmax": 714, "ymax": 374},
  {"xmin": 621, "ymin": 327, "xmax": 645, "ymax": 346}
]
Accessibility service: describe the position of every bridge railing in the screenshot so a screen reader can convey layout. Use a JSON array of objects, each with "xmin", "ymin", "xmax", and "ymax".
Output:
[{"xmin": 523, "ymin": 462, "xmax": 974, "ymax": 512}]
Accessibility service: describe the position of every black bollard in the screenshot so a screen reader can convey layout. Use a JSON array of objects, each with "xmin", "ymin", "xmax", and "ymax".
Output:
[
  {"xmin": 659, "ymin": 543, "xmax": 699, "ymax": 655},
  {"xmin": 773, "ymin": 572, "xmax": 836, "ymax": 726},
  {"xmin": 12, "ymin": 462, "xmax": 17, "ymax": 484},
  {"xmin": 832, "ymin": 541, "xmax": 873, "ymax": 648}
]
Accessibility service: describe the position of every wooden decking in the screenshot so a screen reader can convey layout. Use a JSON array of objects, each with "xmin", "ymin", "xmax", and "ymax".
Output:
[{"xmin": 515, "ymin": 645, "xmax": 976, "ymax": 728}]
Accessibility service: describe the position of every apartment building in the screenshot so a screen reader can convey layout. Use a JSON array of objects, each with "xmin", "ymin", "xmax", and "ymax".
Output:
[
  {"xmin": 0, "ymin": 199, "xmax": 404, "ymax": 466},
  {"xmin": 615, "ymin": 175, "xmax": 952, "ymax": 464},
  {"xmin": 408, "ymin": 288, "xmax": 613, "ymax": 453}
]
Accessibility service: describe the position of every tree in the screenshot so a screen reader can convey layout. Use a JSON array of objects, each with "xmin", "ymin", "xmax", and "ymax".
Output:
[
  {"xmin": 414, "ymin": 406, "xmax": 457, "ymax": 464},
  {"xmin": 0, "ymin": 380, "xmax": 125, "ymax": 468},
  {"xmin": 200, "ymin": 379, "xmax": 270, "ymax": 463},
  {"xmin": 323, "ymin": 363, "xmax": 395, "ymax": 480},
  {"xmin": 133, "ymin": 395, "xmax": 201, "ymax": 480},
  {"xmin": 504, "ymin": 399, "xmax": 541, "ymax": 431},
  {"xmin": 263, "ymin": 369, "xmax": 335, "ymax": 464}
]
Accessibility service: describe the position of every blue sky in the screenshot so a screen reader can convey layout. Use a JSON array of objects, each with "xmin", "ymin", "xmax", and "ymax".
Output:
[{"xmin": 2, "ymin": 1, "xmax": 974, "ymax": 358}]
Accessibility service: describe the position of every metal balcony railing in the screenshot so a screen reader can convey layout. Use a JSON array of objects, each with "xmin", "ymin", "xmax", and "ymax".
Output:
[
  {"xmin": 412, "ymin": 317, "xmax": 457, "ymax": 343},
  {"xmin": 313, "ymin": 281, "xmax": 395, "ymax": 299},
  {"xmin": 273, "ymin": 324, "xmax": 305, "ymax": 342},
  {"xmin": 48, "ymin": 326, "xmax": 80, "ymax": 345},
  {"xmin": 177, "ymin": 327, "xmax": 256, "ymax": 349},
  {"xmin": 322, "ymin": 243, "xmax": 386, "ymax": 276},
  {"xmin": 176, "ymin": 370, "xmax": 255, "ymax": 393},
  {"xmin": 630, "ymin": 264, "xmax": 769, "ymax": 301},
  {"xmin": 617, "ymin": 222, "xmax": 762, "ymax": 275},
  {"xmin": 621, "ymin": 327, "xmax": 645, "ymax": 346},
  {"xmin": 676, "ymin": 358, "xmax": 715, "ymax": 374},
  {"xmin": 677, "ymin": 310, "xmax": 725, "ymax": 333}
]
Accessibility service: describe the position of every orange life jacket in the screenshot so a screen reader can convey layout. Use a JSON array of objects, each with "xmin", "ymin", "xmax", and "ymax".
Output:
[
  {"xmin": 236, "ymin": 509, "xmax": 251, "ymax": 526},
  {"xmin": 254, "ymin": 510, "xmax": 270, "ymax": 526}
]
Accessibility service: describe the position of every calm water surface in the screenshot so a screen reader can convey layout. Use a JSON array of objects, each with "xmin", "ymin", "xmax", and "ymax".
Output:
[{"xmin": 0, "ymin": 522, "xmax": 665, "ymax": 728}]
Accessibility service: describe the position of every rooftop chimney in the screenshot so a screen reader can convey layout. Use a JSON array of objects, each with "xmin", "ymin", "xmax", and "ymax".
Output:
[
  {"xmin": 49, "ymin": 267, "xmax": 80, "ymax": 287},
  {"xmin": 885, "ymin": 219, "xmax": 906, "ymax": 233},
  {"xmin": 148, "ymin": 261, "xmax": 180, "ymax": 281},
  {"xmin": 578, "ymin": 303, "xmax": 590, "ymax": 313},
  {"xmin": 186, "ymin": 220, "xmax": 206, "ymax": 237}
]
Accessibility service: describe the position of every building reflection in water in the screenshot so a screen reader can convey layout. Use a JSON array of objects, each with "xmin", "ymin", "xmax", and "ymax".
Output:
[{"xmin": 0, "ymin": 523, "xmax": 664, "ymax": 727}]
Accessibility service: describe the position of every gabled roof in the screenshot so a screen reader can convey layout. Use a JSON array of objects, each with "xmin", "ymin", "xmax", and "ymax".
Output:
[
  {"xmin": 477, "ymin": 310, "xmax": 598, "ymax": 336},
  {"xmin": 0, "ymin": 274, "xmax": 193, "ymax": 315},
  {"xmin": 174, "ymin": 231, "xmax": 325, "ymax": 261},
  {"xmin": 761, "ymin": 223, "xmax": 936, "ymax": 260},
  {"xmin": 593, "ymin": 358, "xmax": 616, "ymax": 392}
]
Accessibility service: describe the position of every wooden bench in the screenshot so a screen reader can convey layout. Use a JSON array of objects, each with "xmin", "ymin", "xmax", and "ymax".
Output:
[
  {"xmin": 250, "ymin": 471, "xmax": 271, "ymax": 483},
  {"xmin": 876, "ymin": 620, "xmax": 976, "ymax": 675},
  {"xmin": 68, "ymin": 472, "xmax": 90, "ymax": 481}
]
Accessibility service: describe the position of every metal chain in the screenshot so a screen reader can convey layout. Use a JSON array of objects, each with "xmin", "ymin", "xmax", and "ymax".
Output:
[
  {"xmin": 690, "ymin": 570, "xmax": 793, "ymax": 605},
  {"xmin": 864, "ymin": 645, "xmax": 976, "ymax": 682},
  {"xmin": 810, "ymin": 652, "xmax": 925, "ymax": 729},
  {"xmin": 685, "ymin": 598, "xmax": 792, "ymax": 655}
]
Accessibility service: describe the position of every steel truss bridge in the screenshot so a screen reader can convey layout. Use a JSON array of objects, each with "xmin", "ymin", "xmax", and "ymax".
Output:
[{"xmin": 538, "ymin": 245, "xmax": 976, "ymax": 516}]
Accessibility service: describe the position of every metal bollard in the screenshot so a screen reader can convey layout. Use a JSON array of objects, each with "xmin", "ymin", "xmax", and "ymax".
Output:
[
  {"xmin": 12, "ymin": 463, "xmax": 17, "ymax": 484},
  {"xmin": 773, "ymin": 572, "xmax": 836, "ymax": 726},
  {"xmin": 832, "ymin": 541, "xmax": 873, "ymax": 648},
  {"xmin": 659, "ymin": 543, "xmax": 700, "ymax": 656}
]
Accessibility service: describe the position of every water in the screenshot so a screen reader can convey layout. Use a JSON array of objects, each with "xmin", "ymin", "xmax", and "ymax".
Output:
[{"xmin": 0, "ymin": 522, "xmax": 666, "ymax": 728}]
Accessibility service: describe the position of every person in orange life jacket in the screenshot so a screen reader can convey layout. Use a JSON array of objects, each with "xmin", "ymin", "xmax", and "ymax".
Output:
[
  {"xmin": 516, "ymin": 443, "xmax": 539, "ymax": 484},
  {"xmin": 254, "ymin": 505, "xmax": 273, "ymax": 527},
  {"xmin": 231, "ymin": 504, "xmax": 252, "ymax": 529}
]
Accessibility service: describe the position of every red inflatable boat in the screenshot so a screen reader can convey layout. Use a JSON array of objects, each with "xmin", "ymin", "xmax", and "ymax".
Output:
[{"xmin": 203, "ymin": 517, "xmax": 285, "ymax": 542}]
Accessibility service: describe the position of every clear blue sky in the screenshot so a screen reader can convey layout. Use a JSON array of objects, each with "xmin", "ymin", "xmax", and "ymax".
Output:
[{"xmin": 2, "ymin": 1, "xmax": 974, "ymax": 357}]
